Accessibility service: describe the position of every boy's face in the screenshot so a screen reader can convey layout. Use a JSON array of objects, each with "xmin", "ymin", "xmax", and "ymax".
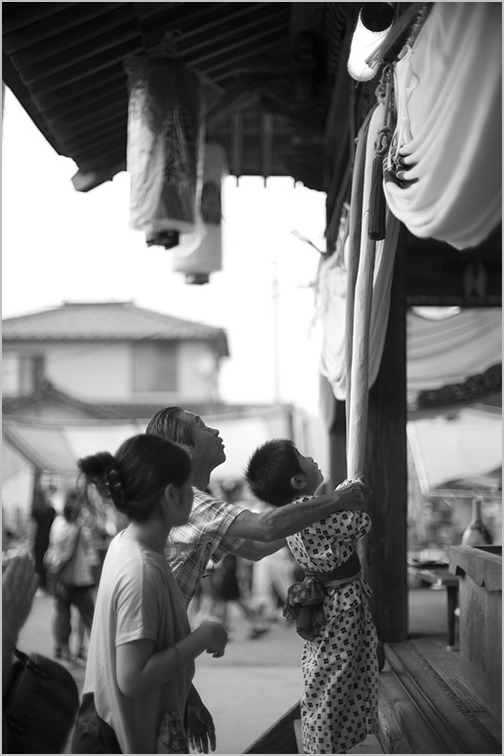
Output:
[{"xmin": 295, "ymin": 450, "xmax": 324, "ymax": 494}]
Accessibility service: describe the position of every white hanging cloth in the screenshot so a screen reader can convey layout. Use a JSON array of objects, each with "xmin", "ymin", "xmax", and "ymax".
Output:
[
  {"xmin": 407, "ymin": 308, "xmax": 502, "ymax": 408},
  {"xmin": 318, "ymin": 104, "xmax": 400, "ymax": 405},
  {"xmin": 383, "ymin": 2, "xmax": 502, "ymax": 249}
]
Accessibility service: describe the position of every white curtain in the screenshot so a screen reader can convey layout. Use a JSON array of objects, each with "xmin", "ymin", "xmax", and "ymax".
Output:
[
  {"xmin": 407, "ymin": 308, "xmax": 502, "ymax": 407},
  {"xmin": 384, "ymin": 3, "xmax": 502, "ymax": 249},
  {"xmin": 319, "ymin": 104, "xmax": 400, "ymax": 402}
]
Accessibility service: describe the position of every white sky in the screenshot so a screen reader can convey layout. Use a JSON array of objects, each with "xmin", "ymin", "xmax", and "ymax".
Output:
[{"xmin": 2, "ymin": 88, "xmax": 327, "ymax": 414}]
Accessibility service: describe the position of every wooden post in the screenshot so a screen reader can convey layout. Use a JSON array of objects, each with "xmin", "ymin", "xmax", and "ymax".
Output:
[{"xmin": 363, "ymin": 243, "xmax": 408, "ymax": 642}]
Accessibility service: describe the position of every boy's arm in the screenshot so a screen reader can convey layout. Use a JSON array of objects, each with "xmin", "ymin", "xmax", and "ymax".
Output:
[{"xmin": 226, "ymin": 480, "xmax": 370, "ymax": 542}]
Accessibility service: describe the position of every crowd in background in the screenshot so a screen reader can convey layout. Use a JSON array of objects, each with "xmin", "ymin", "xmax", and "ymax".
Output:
[{"xmin": 2, "ymin": 475, "xmax": 299, "ymax": 660}]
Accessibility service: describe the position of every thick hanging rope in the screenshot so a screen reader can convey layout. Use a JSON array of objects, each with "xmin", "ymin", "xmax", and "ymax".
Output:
[{"xmin": 346, "ymin": 67, "xmax": 394, "ymax": 481}]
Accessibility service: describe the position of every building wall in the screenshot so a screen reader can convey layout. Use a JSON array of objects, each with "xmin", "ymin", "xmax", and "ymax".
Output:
[
  {"xmin": 3, "ymin": 339, "xmax": 221, "ymax": 403},
  {"xmin": 178, "ymin": 342, "xmax": 220, "ymax": 401}
]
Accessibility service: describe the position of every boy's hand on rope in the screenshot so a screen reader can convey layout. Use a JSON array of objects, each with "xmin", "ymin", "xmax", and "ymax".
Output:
[{"xmin": 334, "ymin": 477, "xmax": 372, "ymax": 511}]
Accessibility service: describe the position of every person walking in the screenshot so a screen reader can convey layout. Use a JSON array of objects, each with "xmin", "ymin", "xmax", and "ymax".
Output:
[
  {"xmin": 44, "ymin": 490, "xmax": 96, "ymax": 663},
  {"xmin": 245, "ymin": 439, "xmax": 378, "ymax": 755},
  {"xmin": 72, "ymin": 434, "xmax": 228, "ymax": 754},
  {"xmin": 31, "ymin": 482, "xmax": 55, "ymax": 592}
]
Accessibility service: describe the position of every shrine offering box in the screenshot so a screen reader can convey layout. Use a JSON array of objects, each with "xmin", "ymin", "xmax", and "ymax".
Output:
[{"xmin": 449, "ymin": 545, "xmax": 502, "ymax": 721}]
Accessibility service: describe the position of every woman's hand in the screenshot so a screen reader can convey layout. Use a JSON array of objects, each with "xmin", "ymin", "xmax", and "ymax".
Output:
[
  {"xmin": 199, "ymin": 620, "xmax": 228, "ymax": 658},
  {"xmin": 186, "ymin": 686, "xmax": 216, "ymax": 753}
]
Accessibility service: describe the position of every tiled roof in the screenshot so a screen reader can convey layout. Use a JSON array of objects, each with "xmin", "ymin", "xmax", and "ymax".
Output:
[
  {"xmin": 3, "ymin": 380, "xmax": 291, "ymax": 423},
  {"xmin": 2, "ymin": 301, "xmax": 229, "ymax": 356},
  {"xmin": 2, "ymin": 379, "xmax": 113, "ymax": 419}
]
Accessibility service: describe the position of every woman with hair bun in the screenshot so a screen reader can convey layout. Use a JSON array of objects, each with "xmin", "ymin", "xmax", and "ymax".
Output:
[{"xmin": 71, "ymin": 434, "xmax": 228, "ymax": 754}]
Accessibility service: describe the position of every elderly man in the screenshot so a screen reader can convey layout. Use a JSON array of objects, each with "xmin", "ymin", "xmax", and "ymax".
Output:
[{"xmin": 145, "ymin": 406, "xmax": 371, "ymax": 753}]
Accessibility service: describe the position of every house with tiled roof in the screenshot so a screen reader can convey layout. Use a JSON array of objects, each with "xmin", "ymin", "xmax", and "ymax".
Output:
[
  {"xmin": 3, "ymin": 301, "xmax": 229, "ymax": 407},
  {"xmin": 2, "ymin": 301, "xmax": 298, "ymax": 533}
]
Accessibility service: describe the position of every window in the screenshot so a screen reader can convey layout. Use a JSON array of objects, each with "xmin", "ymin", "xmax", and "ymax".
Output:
[
  {"xmin": 132, "ymin": 342, "xmax": 177, "ymax": 392},
  {"xmin": 3, "ymin": 352, "xmax": 45, "ymax": 395}
]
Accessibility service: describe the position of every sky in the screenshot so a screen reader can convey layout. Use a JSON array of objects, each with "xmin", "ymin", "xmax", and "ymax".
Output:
[{"xmin": 2, "ymin": 88, "xmax": 327, "ymax": 414}]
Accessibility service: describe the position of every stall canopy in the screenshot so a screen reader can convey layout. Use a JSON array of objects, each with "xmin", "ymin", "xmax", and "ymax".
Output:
[
  {"xmin": 407, "ymin": 407, "xmax": 502, "ymax": 493},
  {"xmin": 3, "ymin": 419, "xmax": 144, "ymax": 475},
  {"xmin": 2, "ymin": 408, "xmax": 294, "ymax": 480}
]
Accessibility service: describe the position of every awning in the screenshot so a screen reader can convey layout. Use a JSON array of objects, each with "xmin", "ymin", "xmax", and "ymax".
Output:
[
  {"xmin": 2, "ymin": 408, "xmax": 293, "ymax": 479},
  {"xmin": 407, "ymin": 407, "xmax": 502, "ymax": 493},
  {"xmin": 3, "ymin": 419, "xmax": 144, "ymax": 473}
]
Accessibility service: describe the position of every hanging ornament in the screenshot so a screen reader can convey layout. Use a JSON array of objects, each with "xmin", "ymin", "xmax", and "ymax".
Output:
[
  {"xmin": 172, "ymin": 143, "xmax": 227, "ymax": 284},
  {"xmin": 347, "ymin": 3, "xmax": 394, "ymax": 82},
  {"xmin": 125, "ymin": 40, "xmax": 205, "ymax": 249}
]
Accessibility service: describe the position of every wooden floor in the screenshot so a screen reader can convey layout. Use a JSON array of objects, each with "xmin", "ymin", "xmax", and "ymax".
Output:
[
  {"xmin": 378, "ymin": 632, "xmax": 502, "ymax": 754},
  {"xmin": 245, "ymin": 586, "xmax": 502, "ymax": 754}
]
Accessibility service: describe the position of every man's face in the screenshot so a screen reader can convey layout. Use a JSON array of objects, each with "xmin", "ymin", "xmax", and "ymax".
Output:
[{"xmin": 186, "ymin": 412, "xmax": 226, "ymax": 468}]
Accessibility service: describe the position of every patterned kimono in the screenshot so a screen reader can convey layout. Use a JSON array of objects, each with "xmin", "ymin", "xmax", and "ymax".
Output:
[{"xmin": 286, "ymin": 503, "xmax": 378, "ymax": 754}]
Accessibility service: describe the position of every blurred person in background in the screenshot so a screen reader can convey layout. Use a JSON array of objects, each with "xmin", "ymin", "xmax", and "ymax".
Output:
[
  {"xmin": 207, "ymin": 480, "xmax": 269, "ymax": 639},
  {"xmin": 31, "ymin": 480, "xmax": 56, "ymax": 592},
  {"xmin": 251, "ymin": 542, "xmax": 297, "ymax": 624},
  {"xmin": 208, "ymin": 552, "xmax": 269, "ymax": 640},
  {"xmin": 45, "ymin": 490, "xmax": 97, "ymax": 663}
]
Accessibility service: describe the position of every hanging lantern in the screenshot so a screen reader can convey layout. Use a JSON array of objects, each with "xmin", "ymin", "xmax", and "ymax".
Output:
[
  {"xmin": 347, "ymin": 3, "xmax": 394, "ymax": 82},
  {"xmin": 125, "ymin": 53, "xmax": 204, "ymax": 249},
  {"xmin": 172, "ymin": 143, "xmax": 227, "ymax": 284}
]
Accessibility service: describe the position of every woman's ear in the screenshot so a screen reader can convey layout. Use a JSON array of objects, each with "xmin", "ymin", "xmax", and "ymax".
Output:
[
  {"xmin": 163, "ymin": 483, "xmax": 177, "ymax": 506},
  {"xmin": 290, "ymin": 475, "xmax": 307, "ymax": 492}
]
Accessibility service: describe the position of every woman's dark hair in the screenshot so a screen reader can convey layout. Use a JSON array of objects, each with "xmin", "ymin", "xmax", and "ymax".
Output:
[
  {"xmin": 78, "ymin": 434, "xmax": 191, "ymax": 523},
  {"xmin": 245, "ymin": 439, "xmax": 303, "ymax": 507}
]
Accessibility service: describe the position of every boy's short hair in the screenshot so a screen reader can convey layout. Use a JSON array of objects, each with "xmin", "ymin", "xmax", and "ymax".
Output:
[{"xmin": 245, "ymin": 439, "xmax": 303, "ymax": 506}]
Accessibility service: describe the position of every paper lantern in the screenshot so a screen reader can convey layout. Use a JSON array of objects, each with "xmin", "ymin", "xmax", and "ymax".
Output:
[
  {"xmin": 172, "ymin": 143, "xmax": 227, "ymax": 284},
  {"xmin": 347, "ymin": 3, "xmax": 394, "ymax": 82},
  {"xmin": 125, "ymin": 55, "xmax": 204, "ymax": 248}
]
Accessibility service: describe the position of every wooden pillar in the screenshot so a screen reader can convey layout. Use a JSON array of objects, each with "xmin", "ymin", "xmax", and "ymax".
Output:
[{"xmin": 363, "ymin": 243, "xmax": 408, "ymax": 642}]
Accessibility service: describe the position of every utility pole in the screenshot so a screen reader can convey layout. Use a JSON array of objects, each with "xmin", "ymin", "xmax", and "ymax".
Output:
[{"xmin": 272, "ymin": 258, "xmax": 281, "ymax": 403}]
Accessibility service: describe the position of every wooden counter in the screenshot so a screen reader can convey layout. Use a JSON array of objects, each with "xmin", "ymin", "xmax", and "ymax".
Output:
[{"xmin": 449, "ymin": 545, "xmax": 502, "ymax": 722}]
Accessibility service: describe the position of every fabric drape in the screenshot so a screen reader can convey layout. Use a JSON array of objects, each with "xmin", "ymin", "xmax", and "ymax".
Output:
[
  {"xmin": 318, "ymin": 104, "xmax": 400, "ymax": 413},
  {"xmin": 406, "ymin": 308, "xmax": 502, "ymax": 407},
  {"xmin": 384, "ymin": 2, "xmax": 502, "ymax": 249}
]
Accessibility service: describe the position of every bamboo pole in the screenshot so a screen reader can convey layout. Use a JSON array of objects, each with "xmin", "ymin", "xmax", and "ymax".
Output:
[
  {"xmin": 347, "ymin": 236, "xmax": 377, "ymax": 480},
  {"xmin": 345, "ymin": 109, "xmax": 374, "ymax": 439},
  {"xmin": 346, "ymin": 76, "xmax": 390, "ymax": 479}
]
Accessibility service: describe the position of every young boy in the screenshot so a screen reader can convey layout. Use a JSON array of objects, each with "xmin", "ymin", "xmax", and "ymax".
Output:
[{"xmin": 245, "ymin": 439, "xmax": 378, "ymax": 755}]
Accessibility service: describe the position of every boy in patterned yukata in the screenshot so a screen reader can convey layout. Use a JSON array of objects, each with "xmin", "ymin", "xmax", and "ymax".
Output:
[
  {"xmin": 146, "ymin": 406, "xmax": 371, "ymax": 752},
  {"xmin": 245, "ymin": 439, "xmax": 378, "ymax": 755}
]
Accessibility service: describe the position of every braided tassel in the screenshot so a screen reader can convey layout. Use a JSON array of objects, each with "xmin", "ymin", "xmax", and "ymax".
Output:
[
  {"xmin": 368, "ymin": 151, "xmax": 387, "ymax": 240},
  {"xmin": 368, "ymin": 66, "xmax": 393, "ymax": 241}
]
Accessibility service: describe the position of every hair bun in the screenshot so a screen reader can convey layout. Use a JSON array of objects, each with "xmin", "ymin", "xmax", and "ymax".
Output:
[{"xmin": 105, "ymin": 469, "xmax": 126, "ymax": 506}]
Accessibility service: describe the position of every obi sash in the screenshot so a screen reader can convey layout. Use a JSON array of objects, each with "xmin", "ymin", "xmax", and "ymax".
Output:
[{"xmin": 283, "ymin": 550, "xmax": 362, "ymax": 641}]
